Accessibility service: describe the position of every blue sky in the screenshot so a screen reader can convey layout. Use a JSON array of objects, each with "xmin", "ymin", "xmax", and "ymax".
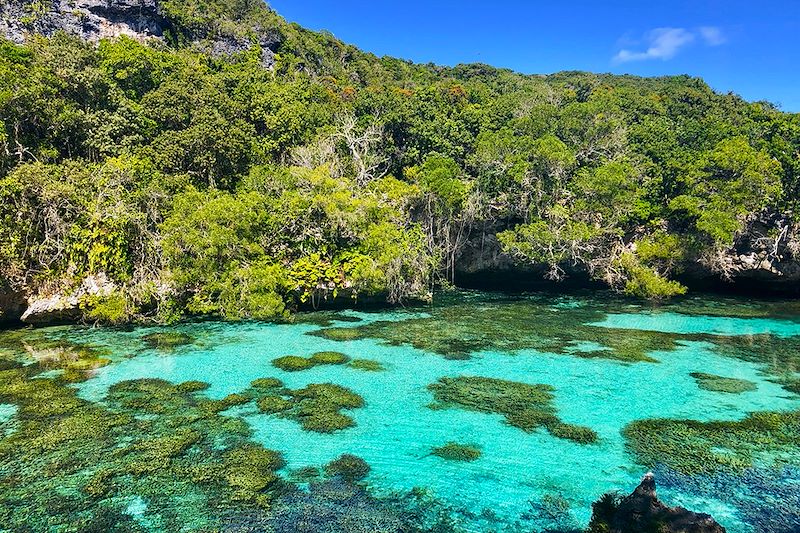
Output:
[{"xmin": 269, "ymin": 0, "xmax": 800, "ymax": 112}]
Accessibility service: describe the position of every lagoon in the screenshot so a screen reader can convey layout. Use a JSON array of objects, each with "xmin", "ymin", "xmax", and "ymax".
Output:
[{"xmin": 1, "ymin": 291, "xmax": 799, "ymax": 532}]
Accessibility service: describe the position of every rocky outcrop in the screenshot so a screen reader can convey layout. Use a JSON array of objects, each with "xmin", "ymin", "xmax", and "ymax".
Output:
[
  {"xmin": 20, "ymin": 273, "xmax": 116, "ymax": 325},
  {"xmin": 197, "ymin": 28, "xmax": 279, "ymax": 70},
  {"xmin": 1, "ymin": 0, "xmax": 279, "ymax": 68},
  {"xmin": 1, "ymin": 0, "xmax": 166, "ymax": 44},
  {"xmin": 455, "ymin": 213, "xmax": 800, "ymax": 293},
  {"xmin": 590, "ymin": 473, "xmax": 726, "ymax": 533},
  {"xmin": 705, "ymin": 212, "xmax": 800, "ymax": 284}
]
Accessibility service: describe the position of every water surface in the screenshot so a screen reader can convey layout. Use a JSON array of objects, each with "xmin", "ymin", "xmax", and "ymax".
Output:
[{"xmin": 1, "ymin": 291, "xmax": 799, "ymax": 532}]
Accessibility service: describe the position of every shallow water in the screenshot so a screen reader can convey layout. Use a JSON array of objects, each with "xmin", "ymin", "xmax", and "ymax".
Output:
[{"xmin": 1, "ymin": 291, "xmax": 799, "ymax": 532}]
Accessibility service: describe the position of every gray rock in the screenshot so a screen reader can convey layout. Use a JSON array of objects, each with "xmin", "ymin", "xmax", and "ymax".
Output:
[
  {"xmin": 1, "ymin": 0, "xmax": 281, "ymax": 68},
  {"xmin": 1, "ymin": 0, "xmax": 165, "ymax": 44},
  {"xmin": 20, "ymin": 273, "xmax": 116, "ymax": 325}
]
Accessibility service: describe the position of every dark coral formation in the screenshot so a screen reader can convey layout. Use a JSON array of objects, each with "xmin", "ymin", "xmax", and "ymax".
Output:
[
  {"xmin": 623, "ymin": 410, "xmax": 800, "ymax": 475},
  {"xmin": 428, "ymin": 376, "xmax": 598, "ymax": 444},
  {"xmin": 690, "ymin": 372, "xmax": 757, "ymax": 394},
  {"xmin": 431, "ymin": 442, "xmax": 482, "ymax": 462},
  {"xmin": 251, "ymin": 380, "xmax": 365, "ymax": 433}
]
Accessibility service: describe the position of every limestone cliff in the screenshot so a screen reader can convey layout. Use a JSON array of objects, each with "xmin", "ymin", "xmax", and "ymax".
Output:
[{"xmin": 0, "ymin": 0, "xmax": 279, "ymax": 67}]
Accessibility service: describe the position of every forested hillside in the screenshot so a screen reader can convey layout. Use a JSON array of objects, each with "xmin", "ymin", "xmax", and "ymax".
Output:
[{"xmin": 2, "ymin": 0, "xmax": 800, "ymax": 324}]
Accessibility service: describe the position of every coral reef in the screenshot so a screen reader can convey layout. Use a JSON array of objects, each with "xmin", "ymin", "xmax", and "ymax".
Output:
[
  {"xmin": 431, "ymin": 443, "xmax": 482, "ymax": 462},
  {"xmin": 309, "ymin": 327, "xmax": 366, "ymax": 342},
  {"xmin": 324, "ymin": 454, "xmax": 371, "ymax": 482},
  {"xmin": 250, "ymin": 380, "xmax": 365, "ymax": 433},
  {"xmin": 623, "ymin": 410, "xmax": 800, "ymax": 475},
  {"xmin": 349, "ymin": 359, "xmax": 385, "ymax": 372},
  {"xmin": 654, "ymin": 464, "xmax": 800, "ymax": 533},
  {"xmin": 141, "ymin": 331, "xmax": 195, "ymax": 350},
  {"xmin": 310, "ymin": 351, "xmax": 351, "ymax": 365},
  {"xmin": 690, "ymin": 372, "xmax": 757, "ymax": 394},
  {"xmin": 272, "ymin": 355, "xmax": 316, "ymax": 372},
  {"xmin": 311, "ymin": 295, "xmax": 679, "ymax": 362},
  {"xmin": 272, "ymin": 352, "xmax": 350, "ymax": 372},
  {"xmin": 428, "ymin": 376, "xmax": 598, "ymax": 444},
  {"xmin": 0, "ymin": 367, "xmax": 288, "ymax": 530}
]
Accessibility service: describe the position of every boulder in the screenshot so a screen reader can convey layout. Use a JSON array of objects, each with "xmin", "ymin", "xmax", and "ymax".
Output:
[
  {"xmin": 590, "ymin": 473, "xmax": 726, "ymax": 533},
  {"xmin": 20, "ymin": 273, "xmax": 117, "ymax": 325}
]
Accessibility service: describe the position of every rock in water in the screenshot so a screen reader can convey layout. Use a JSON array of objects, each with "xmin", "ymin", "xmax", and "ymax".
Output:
[{"xmin": 590, "ymin": 473, "xmax": 726, "ymax": 533}]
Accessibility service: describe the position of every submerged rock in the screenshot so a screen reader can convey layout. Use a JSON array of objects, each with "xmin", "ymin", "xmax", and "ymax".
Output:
[{"xmin": 590, "ymin": 473, "xmax": 726, "ymax": 533}]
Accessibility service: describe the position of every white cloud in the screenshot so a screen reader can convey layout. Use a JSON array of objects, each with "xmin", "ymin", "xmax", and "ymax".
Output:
[
  {"xmin": 614, "ymin": 26, "xmax": 725, "ymax": 63},
  {"xmin": 699, "ymin": 26, "xmax": 726, "ymax": 46}
]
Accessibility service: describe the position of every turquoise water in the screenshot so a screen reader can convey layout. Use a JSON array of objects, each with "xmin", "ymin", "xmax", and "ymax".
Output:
[{"xmin": 2, "ymin": 291, "xmax": 800, "ymax": 532}]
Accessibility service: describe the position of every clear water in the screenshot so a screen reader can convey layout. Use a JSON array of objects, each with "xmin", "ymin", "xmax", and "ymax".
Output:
[{"xmin": 2, "ymin": 291, "xmax": 800, "ymax": 532}]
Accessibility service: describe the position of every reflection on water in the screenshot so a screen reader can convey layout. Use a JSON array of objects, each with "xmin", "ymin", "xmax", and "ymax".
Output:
[{"xmin": 0, "ymin": 290, "xmax": 798, "ymax": 532}]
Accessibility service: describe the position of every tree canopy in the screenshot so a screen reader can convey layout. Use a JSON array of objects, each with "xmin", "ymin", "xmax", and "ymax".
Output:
[{"xmin": 2, "ymin": 0, "xmax": 799, "ymax": 322}]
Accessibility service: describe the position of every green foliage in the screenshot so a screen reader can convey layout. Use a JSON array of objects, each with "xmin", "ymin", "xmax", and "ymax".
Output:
[
  {"xmin": 2, "ymin": 2, "xmax": 800, "ymax": 317},
  {"xmin": 670, "ymin": 137, "xmax": 783, "ymax": 245},
  {"xmin": 616, "ymin": 252, "xmax": 688, "ymax": 300},
  {"xmin": 414, "ymin": 154, "xmax": 469, "ymax": 214},
  {"xmin": 82, "ymin": 291, "xmax": 134, "ymax": 325}
]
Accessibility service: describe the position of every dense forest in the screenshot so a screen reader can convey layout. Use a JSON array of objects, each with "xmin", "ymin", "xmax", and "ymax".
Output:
[{"xmin": 2, "ymin": 0, "xmax": 800, "ymax": 324}]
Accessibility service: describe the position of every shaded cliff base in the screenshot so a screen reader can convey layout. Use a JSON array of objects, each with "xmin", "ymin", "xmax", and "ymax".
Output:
[
  {"xmin": 456, "ymin": 268, "xmax": 800, "ymax": 298},
  {"xmin": 4, "ymin": 267, "xmax": 800, "ymax": 328}
]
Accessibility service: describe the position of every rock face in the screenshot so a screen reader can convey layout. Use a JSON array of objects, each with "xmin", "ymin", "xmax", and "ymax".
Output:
[
  {"xmin": 20, "ymin": 273, "xmax": 117, "ymax": 325},
  {"xmin": 590, "ymin": 473, "xmax": 727, "ymax": 533},
  {"xmin": 455, "ymin": 213, "xmax": 800, "ymax": 293},
  {"xmin": 1, "ymin": 0, "xmax": 166, "ymax": 44},
  {"xmin": 0, "ymin": 283, "xmax": 26, "ymax": 324},
  {"xmin": 0, "ymin": 0, "xmax": 279, "ymax": 68}
]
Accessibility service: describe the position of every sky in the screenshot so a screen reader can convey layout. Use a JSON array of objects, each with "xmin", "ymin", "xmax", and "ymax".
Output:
[{"xmin": 268, "ymin": 0, "xmax": 800, "ymax": 112}]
